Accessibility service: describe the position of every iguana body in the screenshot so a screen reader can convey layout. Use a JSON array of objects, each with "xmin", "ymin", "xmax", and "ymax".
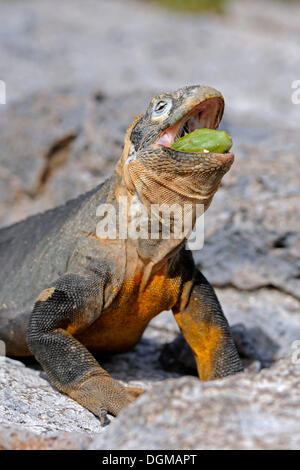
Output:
[{"xmin": 0, "ymin": 86, "xmax": 242, "ymax": 423}]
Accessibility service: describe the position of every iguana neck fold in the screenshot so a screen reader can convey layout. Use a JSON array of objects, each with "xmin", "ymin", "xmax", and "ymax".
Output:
[{"xmin": 111, "ymin": 86, "xmax": 234, "ymax": 268}]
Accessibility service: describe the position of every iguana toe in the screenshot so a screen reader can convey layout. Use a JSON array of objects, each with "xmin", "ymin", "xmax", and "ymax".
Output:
[
  {"xmin": 67, "ymin": 375, "xmax": 143, "ymax": 422},
  {"xmin": 125, "ymin": 386, "xmax": 144, "ymax": 402}
]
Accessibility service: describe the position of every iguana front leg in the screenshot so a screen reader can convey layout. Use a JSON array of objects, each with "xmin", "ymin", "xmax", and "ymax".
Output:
[
  {"xmin": 27, "ymin": 273, "xmax": 143, "ymax": 424},
  {"xmin": 173, "ymin": 270, "xmax": 243, "ymax": 380}
]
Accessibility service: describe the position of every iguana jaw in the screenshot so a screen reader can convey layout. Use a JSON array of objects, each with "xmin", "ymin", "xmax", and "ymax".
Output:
[
  {"xmin": 122, "ymin": 86, "xmax": 234, "ymax": 209},
  {"xmin": 156, "ymin": 97, "xmax": 223, "ymax": 148},
  {"xmin": 127, "ymin": 86, "xmax": 234, "ymax": 167},
  {"xmin": 154, "ymin": 96, "xmax": 233, "ymax": 166}
]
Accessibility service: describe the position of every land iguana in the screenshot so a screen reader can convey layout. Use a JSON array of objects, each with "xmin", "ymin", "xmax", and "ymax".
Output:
[{"xmin": 0, "ymin": 85, "xmax": 243, "ymax": 424}]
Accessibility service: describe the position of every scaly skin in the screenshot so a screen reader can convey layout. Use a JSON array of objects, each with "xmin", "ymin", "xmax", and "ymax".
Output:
[{"xmin": 0, "ymin": 86, "xmax": 243, "ymax": 424}]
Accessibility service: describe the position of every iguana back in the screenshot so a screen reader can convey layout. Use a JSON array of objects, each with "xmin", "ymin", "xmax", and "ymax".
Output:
[{"xmin": 0, "ymin": 181, "xmax": 108, "ymax": 322}]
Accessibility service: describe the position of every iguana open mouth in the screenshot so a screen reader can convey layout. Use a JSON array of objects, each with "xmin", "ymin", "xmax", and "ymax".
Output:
[{"xmin": 157, "ymin": 97, "xmax": 225, "ymax": 152}]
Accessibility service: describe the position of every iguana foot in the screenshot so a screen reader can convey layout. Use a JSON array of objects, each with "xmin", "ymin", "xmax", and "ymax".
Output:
[{"xmin": 68, "ymin": 375, "xmax": 144, "ymax": 425}]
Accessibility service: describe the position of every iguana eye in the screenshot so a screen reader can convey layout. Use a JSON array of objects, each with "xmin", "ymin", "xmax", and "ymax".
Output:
[
  {"xmin": 152, "ymin": 98, "xmax": 172, "ymax": 119},
  {"xmin": 155, "ymin": 101, "xmax": 167, "ymax": 112}
]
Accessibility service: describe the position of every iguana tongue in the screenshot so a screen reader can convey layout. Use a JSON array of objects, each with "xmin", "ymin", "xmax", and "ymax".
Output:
[
  {"xmin": 157, "ymin": 127, "xmax": 177, "ymax": 148},
  {"xmin": 157, "ymin": 100, "xmax": 219, "ymax": 149}
]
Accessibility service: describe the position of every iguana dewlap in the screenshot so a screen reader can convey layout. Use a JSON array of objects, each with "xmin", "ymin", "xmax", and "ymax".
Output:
[{"xmin": 0, "ymin": 85, "xmax": 242, "ymax": 424}]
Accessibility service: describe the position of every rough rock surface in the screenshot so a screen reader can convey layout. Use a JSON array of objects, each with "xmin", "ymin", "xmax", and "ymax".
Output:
[
  {"xmin": 90, "ymin": 358, "xmax": 300, "ymax": 450},
  {"xmin": 0, "ymin": 357, "xmax": 103, "ymax": 435},
  {"xmin": 0, "ymin": 424, "xmax": 93, "ymax": 450},
  {"xmin": 0, "ymin": 0, "xmax": 299, "ymax": 450},
  {"xmin": 0, "ymin": 87, "xmax": 155, "ymax": 227}
]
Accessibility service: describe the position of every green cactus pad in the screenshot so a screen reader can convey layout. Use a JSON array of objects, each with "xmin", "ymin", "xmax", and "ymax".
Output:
[{"xmin": 171, "ymin": 128, "xmax": 232, "ymax": 154}]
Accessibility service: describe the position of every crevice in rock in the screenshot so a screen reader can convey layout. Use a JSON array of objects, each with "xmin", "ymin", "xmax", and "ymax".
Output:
[
  {"xmin": 29, "ymin": 132, "xmax": 78, "ymax": 198},
  {"xmin": 93, "ymin": 90, "xmax": 106, "ymax": 102},
  {"xmin": 272, "ymin": 233, "xmax": 293, "ymax": 249},
  {"xmin": 213, "ymin": 281, "xmax": 300, "ymax": 302}
]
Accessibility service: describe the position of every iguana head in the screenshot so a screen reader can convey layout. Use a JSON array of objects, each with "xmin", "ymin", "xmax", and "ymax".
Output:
[{"xmin": 122, "ymin": 85, "xmax": 234, "ymax": 211}]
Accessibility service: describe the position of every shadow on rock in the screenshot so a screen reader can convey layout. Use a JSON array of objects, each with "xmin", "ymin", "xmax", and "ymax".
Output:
[{"xmin": 159, "ymin": 323, "xmax": 279, "ymax": 376}]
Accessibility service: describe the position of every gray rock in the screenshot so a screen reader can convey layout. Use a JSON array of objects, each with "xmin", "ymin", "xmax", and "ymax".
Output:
[
  {"xmin": 0, "ymin": 0, "xmax": 299, "ymax": 131},
  {"xmin": 0, "ymin": 87, "xmax": 154, "ymax": 228},
  {"xmin": 217, "ymin": 288, "xmax": 300, "ymax": 362},
  {"xmin": 0, "ymin": 424, "xmax": 93, "ymax": 450},
  {"xmin": 0, "ymin": 357, "xmax": 103, "ymax": 438},
  {"xmin": 90, "ymin": 357, "xmax": 300, "ymax": 450}
]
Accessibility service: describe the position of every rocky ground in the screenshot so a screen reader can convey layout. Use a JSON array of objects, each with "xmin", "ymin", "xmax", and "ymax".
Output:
[{"xmin": 0, "ymin": 0, "xmax": 299, "ymax": 450}]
